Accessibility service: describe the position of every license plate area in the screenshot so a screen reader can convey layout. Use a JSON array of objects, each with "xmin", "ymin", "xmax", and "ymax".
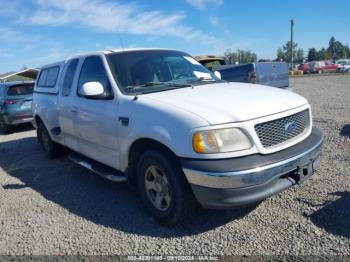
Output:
[
  {"xmin": 296, "ymin": 162, "xmax": 314, "ymax": 184},
  {"xmin": 296, "ymin": 154, "xmax": 322, "ymax": 184}
]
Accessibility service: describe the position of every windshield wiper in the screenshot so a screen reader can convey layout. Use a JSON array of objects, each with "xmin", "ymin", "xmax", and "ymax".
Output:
[
  {"xmin": 126, "ymin": 82, "xmax": 191, "ymax": 91},
  {"xmin": 187, "ymin": 77, "xmax": 226, "ymax": 84},
  {"xmin": 187, "ymin": 77, "xmax": 215, "ymax": 83},
  {"xmin": 125, "ymin": 82, "xmax": 163, "ymax": 90},
  {"xmin": 163, "ymin": 82, "xmax": 191, "ymax": 87}
]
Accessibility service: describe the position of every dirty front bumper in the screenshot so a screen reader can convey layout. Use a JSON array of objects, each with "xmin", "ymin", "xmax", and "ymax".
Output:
[{"xmin": 181, "ymin": 128, "xmax": 324, "ymax": 209}]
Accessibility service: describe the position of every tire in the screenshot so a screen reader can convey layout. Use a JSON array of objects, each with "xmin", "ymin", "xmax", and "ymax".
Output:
[
  {"xmin": 36, "ymin": 123, "xmax": 43, "ymax": 144},
  {"xmin": 37, "ymin": 123, "xmax": 62, "ymax": 159},
  {"xmin": 136, "ymin": 150, "xmax": 197, "ymax": 225},
  {"xmin": 0, "ymin": 120, "xmax": 9, "ymax": 135}
]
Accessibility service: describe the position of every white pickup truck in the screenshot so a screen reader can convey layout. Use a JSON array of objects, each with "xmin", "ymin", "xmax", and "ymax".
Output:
[{"xmin": 33, "ymin": 48, "xmax": 323, "ymax": 225}]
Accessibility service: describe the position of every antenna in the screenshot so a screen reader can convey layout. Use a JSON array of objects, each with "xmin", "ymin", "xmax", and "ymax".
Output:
[
  {"xmin": 118, "ymin": 31, "xmax": 125, "ymax": 50},
  {"xmin": 290, "ymin": 19, "xmax": 294, "ymax": 70},
  {"xmin": 108, "ymin": 6, "xmax": 125, "ymax": 51}
]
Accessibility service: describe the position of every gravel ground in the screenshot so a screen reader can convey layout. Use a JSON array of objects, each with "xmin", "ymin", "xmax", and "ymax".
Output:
[{"xmin": 0, "ymin": 75, "xmax": 349, "ymax": 256}]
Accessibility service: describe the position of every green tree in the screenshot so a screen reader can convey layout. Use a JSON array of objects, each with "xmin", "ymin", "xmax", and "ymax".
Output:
[
  {"xmin": 224, "ymin": 49, "xmax": 257, "ymax": 64},
  {"xmin": 258, "ymin": 59, "xmax": 272, "ymax": 62},
  {"xmin": 277, "ymin": 41, "xmax": 304, "ymax": 63},
  {"xmin": 307, "ymin": 47, "xmax": 331, "ymax": 61},
  {"xmin": 224, "ymin": 49, "xmax": 238, "ymax": 64},
  {"xmin": 318, "ymin": 48, "xmax": 331, "ymax": 60},
  {"xmin": 239, "ymin": 50, "xmax": 257, "ymax": 63},
  {"xmin": 329, "ymin": 37, "xmax": 336, "ymax": 52},
  {"xmin": 282, "ymin": 41, "xmax": 297, "ymax": 63},
  {"xmin": 307, "ymin": 48, "xmax": 318, "ymax": 61},
  {"xmin": 282, "ymin": 37, "xmax": 350, "ymax": 62},
  {"xmin": 327, "ymin": 36, "xmax": 347, "ymax": 60},
  {"xmin": 296, "ymin": 48, "xmax": 305, "ymax": 63},
  {"xmin": 276, "ymin": 48, "xmax": 285, "ymax": 61},
  {"xmin": 345, "ymin": 45, "xmax": 350, "ymax": 59}
]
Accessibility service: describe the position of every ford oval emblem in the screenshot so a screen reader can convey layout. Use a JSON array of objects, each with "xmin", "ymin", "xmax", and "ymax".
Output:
[{"xmin": 285, "ymin": 122, "xmax": 297, "ymax": 133}]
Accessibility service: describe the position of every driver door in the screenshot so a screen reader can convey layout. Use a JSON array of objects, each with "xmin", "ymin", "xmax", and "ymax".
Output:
[{"xmin": 72, "ymin": 55, "xmax": 120, "ymax": 169}]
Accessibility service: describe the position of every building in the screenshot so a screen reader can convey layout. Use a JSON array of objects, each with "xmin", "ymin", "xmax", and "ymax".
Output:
[{"xmin": 0, "ymin": 68, "xmax": 39, "ymax": 83}]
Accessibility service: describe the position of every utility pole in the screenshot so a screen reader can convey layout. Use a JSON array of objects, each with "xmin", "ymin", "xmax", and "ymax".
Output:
[
  {"xmin": 344, "ymin": 46, "xmax": 347, "ymax": 59},
  {"xmin": 290, "ymin": 19, "xmax": 294, "ymax": 70}
]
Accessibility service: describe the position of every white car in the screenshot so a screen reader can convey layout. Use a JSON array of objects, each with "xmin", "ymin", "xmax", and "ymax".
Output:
[
  {"xmin": 32, "ymin": 48, "xmax": 323, "ymax": 225},
  {"xmin": 336, "ymin": 59, "xmax": 350, "ymax": 73}
]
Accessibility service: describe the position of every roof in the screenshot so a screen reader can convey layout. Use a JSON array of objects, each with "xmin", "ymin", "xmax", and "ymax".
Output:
[
  {"xmin": 40, "ymin": 48, "xmax": 187, "ymax": 68},
  {"xmin": 0, "ymin": 68, "xmax": 39, "ymax": 81},
  {"xmin": 194, "ymin": 55, "xmax": 225, "ymax": 61},
  {"xmin": 65, "ymin": 48, "xmax": 182, "ymax": 61},
  {"xmin": 105, "ymin": 47, "xmax": 179, "ymax": 54},
  {"xmin": 0, "ymin": 81, "xmax": 35, "ymax": 88}
]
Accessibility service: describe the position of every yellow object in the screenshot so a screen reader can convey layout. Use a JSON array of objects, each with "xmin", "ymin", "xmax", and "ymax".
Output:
[
  {"xmin": 289, "ymin": 70, "xmax": 304, "ymax": 76},
  {"xmin": 192, "ymin": 128, "xmax": 252, "ymax": 153},
  {"xmin": 193, "ymin": 132, "xmax": 218, "ymax": 153}
]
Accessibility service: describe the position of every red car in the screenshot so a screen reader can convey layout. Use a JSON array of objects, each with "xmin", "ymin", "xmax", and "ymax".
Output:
[
  {"xmin": 316, "ymin": 61, "xmax": 342, "ymax": 74},
  {"xmin": 298, "ymin": 63, "xmax": 310, "ymax": 74}
]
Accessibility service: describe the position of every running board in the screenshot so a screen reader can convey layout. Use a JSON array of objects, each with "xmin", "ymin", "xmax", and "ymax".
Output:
[{"xmin": 68, "ymin": 153, "xmax": 127, "ymax": 183}]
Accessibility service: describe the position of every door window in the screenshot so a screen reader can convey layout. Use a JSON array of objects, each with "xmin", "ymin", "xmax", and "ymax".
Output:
[
  {"xmin": 37, "ymin": 66, "xmax": 60, "ymax": 87},
  {"xmin": 62, "ymin": 59, "xmax": 79, "ymax": 96},
  {"xmin": 77, "ymin": 56, "xmax": 112, "ymax": 98}
]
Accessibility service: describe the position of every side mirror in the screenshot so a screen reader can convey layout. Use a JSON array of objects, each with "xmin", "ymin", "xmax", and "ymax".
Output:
[
  {"xmin": 214, "ymin": 71, "xmax": 221, "ymax": 80},
  {"xmin": 80, "ymin": 82, "xmax": 104, "ymax": 97}
]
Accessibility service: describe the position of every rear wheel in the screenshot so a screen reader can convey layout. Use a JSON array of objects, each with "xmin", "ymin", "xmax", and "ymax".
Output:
[
  {"xmin": 38, "ymin": 123, "xmax": 62, "ymax": 159},
  {"xmin": 0, "ymin": 119, "xmax": 9, "ymax": 134},
  {"xmin": 136, "ymin": 150, "xmax": 197, "ymax": 225}
]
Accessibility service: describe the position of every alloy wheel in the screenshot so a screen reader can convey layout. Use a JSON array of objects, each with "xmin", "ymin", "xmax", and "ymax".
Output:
[{"xmin": 144, "ymin": 165, "xmax": 172, "ymax": 211}]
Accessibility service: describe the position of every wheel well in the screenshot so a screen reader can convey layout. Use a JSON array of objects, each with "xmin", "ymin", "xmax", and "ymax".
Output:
[{"xmin": 127, "ymin": 138, "xmax": 179, "ymax": 184}]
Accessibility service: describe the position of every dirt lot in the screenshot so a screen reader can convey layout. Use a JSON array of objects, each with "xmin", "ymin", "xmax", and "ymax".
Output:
[{"xmin": 0, "ymin": 75, "xmax": 349, "ymax": 256}]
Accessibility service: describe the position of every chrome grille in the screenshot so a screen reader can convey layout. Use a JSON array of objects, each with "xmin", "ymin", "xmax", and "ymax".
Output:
[{"xmin": 255, "ymin": 109, "xmax": 310, "ymax": 148}]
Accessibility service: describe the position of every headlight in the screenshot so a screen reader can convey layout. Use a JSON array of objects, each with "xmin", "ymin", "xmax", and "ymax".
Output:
[{"xmin": 193, "ymin": 128, "xmax": 252, "ymax": 154}]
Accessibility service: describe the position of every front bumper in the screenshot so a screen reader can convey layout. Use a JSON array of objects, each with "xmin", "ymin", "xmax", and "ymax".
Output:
[{"xmin": 181, "ymin": 128, "xmax": 323, "ymax": 208}]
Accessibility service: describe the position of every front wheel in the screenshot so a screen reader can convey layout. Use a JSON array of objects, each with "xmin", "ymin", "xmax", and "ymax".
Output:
[
  {"xmin": 136, "ymin": 150, "xmax": 197, "ymax": 225},
  {"xmin": 37, "ymin": 123, "xmax": 62, "ymax": 159}
]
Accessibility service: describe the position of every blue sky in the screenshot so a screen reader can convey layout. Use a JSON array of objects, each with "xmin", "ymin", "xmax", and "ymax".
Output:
[{"xmin": 0, "ymin": 0, "xmax": 349, "ymax": 72}]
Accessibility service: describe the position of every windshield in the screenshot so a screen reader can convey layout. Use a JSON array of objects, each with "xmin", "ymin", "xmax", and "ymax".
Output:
[{"xmin": 106, "ymin": 50, "xmax": 219, "ymax": 94}]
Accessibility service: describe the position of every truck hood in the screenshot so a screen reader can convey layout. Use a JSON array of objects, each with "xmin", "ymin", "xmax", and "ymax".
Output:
[{"xmin": 142, "ymin": 82, "xmax": 308, "ymax": 125}]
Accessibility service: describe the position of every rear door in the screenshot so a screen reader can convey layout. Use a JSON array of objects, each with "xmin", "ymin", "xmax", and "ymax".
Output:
[
  {"xmin": 58, "ymin": 58, "xmax": 80, "ymax": 151},
  {"xmin": 5, "ymin": 84, "xmax": 34, "ymax": 121},
  {"xmin": 324, "ymin": 63, "xmax": 337, "ymax": 72}
]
